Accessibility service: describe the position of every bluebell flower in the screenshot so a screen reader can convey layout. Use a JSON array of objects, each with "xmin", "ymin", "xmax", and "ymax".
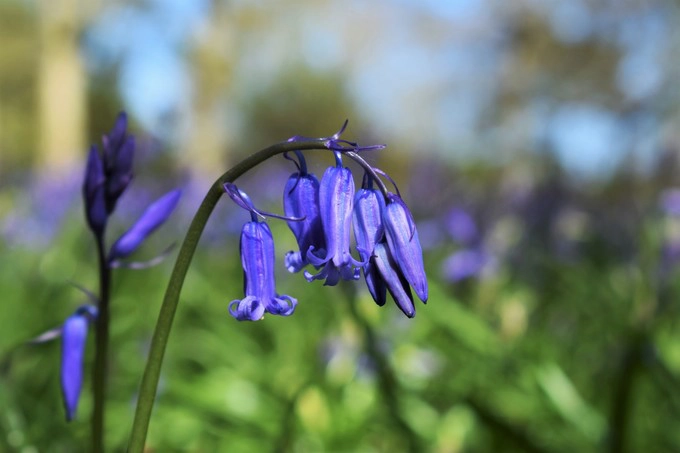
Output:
[
  {"xmin": 305, "ymin": 152, "xmax": 362, "ymax": 286},
  {"xmin": 282, "ymin": 152, "xmax": 325, "ymax": 273},
  {"xmin": 382, "ymin": 193, "xmax": 428, "ymax": 302},
  {"xmin": 225, "ymin": 184, "xmax": 298, "ymax": 321},
  {"xmin": 61, "ymin": 305, "xmax": 97, "ymax": 421},
  {"xmin": 352, "ymin": 176, "xmax": 387, "ymax": 306},
  {"xmin": 371, "ymin": 242, "xmax": 416, "ymax": 317},
  {"xmin": 109, "ymin": 189, "xmax": 182, "ymax": 262}
]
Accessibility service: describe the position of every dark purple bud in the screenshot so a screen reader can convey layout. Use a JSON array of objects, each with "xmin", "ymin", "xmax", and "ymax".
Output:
[
  {"xmin": 61, "ymin": 305, "xmax": 96, "ymax": 421},
  {"xmin": 382, "ymin": 193, "xmax": 428, "ymax": 302},
  {"xmin": 105, "ymin": 135, "xmax": 134, "ymax": 213},
  {"xmin": 372, "ymin": 242, "xmax": 415, "ymax": 318},
  {"xmin": 353, "ymin": 187, "xmax": 386, "ymax": 305},
  {"xmin": 305, "ymin": 161, "xmax": 361, "ymax": 285},
  {"xmin": 82, "ymin": 146, "xmax": 107, "ymax": 235},
  {"xmin": 283, "ymin": 171, "xmax": 325, "ymax": 272},
  {"xmin": 102, "ymin": 111, "xmax": 128, "ymax": 157},
  {"xmin": 109, "ymin": 189, "xmax": 181, "ymax": 261},
  {"xmin": 101, "ymin": 112, "xmax": 134, "ymax": 214},
  {"xmin": 229, "ymin": 221, "xmax": 297, "ymax": 321}
]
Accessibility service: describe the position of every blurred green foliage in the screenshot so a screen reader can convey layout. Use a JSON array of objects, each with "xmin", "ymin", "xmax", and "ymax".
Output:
[
  {"xmin": 3, "ymin": 0, "xmax": 680, "ymax": 451},
  {"xmin": 2, "ymin": 167, "xmax": 680, "ymax": 452}
]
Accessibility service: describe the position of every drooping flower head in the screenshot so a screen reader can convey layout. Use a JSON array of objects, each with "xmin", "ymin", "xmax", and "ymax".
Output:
[
  {"xmin": 305, "ymin": 152, "xmax": 362, "ymax": 286},
  {"xmin": 282, "ymin": 151, "xmax": 325, "ymax": 273},
  {"xmin": 225, "ymin": 183, "xmax": 298, "ymax": 321}
]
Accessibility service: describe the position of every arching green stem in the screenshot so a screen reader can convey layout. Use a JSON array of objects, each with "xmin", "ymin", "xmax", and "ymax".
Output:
[{"xmin": 128, "ymin": 139, "xmax": 330, "ymax": 452}]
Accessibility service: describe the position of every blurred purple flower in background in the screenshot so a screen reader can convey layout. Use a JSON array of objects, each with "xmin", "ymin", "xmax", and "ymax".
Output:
[
  {"xmin": 442, "ymin": 248, "xmax": 493, "ymax": 283},
  {"xmin": 445, "ymin": 207, "xmax": 479, "ymax": 245}
]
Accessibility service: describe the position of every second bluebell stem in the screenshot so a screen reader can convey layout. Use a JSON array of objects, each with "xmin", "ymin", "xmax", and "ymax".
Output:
[{"xmin": 92, "ymin": 234, "xmax": 111, "ymax": 453}]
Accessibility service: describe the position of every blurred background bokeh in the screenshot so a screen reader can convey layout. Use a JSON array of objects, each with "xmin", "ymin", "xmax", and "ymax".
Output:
[{"xmin": 3, "ymin": 0, "xmax": 680, "ymax": 451}]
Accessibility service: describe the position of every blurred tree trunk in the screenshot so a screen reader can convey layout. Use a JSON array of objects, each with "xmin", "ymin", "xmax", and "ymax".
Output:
[
  {"xmin": 183, "ymin": 0, "xmax": 234, "ymax": 184},
  {"xmin": 37, "ymin": 0, "xmax": 86, "ymax": 175}
]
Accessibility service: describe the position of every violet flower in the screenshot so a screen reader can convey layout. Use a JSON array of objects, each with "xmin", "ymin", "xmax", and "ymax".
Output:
[
  {"xmin": 352, "ymin": 175, "xmax": 387, "ymax": 306},
  {"xmin": 305, "ymin": 152, "xmax": 362, "ymax": 285},
  {"xmin": 371, "ymin": 242, "xmax": 416, "ymax": 317},
  {"xmin": 225, "ymin": 184, "xmax": 298, "ymax": 321},
  {"xmin": 382, "ymin": 193, "xmax": 428, "ymax": 302},
  {"xmin": 283, "ymin": 152, "xmax": 325, "ymax": 273},
  {"xmin": 61, "ymin": 305, "xmax": 97, "ymax": 421}
]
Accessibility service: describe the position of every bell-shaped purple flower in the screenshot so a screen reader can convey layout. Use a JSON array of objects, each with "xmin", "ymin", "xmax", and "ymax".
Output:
[
  {"xmin": 83, "ymin": 145, "xmax": 107, "ymax": 236},
  {"xmin": 102, "ymin": 112, "xmax": 134, "ymax": 214},
  {"xmin": 382, "ymin": 193, "xmax": 428, "ymax": 302},
  {"xmin": 305, "ymin": 155, "xmax": 361, "ymax": 286},
  {"xmin": 283, "ymin": 155, "xmax": 325, "ymax": 273},
  {"xmin": 61, "ymin": 305, "xmax": 97, "ymax": 421},
  {"xmin": 372, "ymin": 242, "xmax": 416, "ymax": 317},
  {"xmin": 352, "ymin": 183, "xmax": 387, "ymax": 305},
  {"xmin": 229, "ymin": 221, "xmax": 298, "ymax": 321},
  {"xmin": 109, "ymin": 189, "xmax": 182, "ymax": 261}
]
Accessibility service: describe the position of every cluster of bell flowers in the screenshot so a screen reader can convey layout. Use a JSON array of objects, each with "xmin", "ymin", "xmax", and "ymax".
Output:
[{"xmin": 227, "ymin": 143, "xmax": 428, "ymax": 321}]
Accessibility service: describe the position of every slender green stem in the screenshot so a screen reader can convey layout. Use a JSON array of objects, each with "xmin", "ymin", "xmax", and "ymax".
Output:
[
  {"xmin": 92, "ymin": 236, "xmax": 111, "ymax": 453},
  {"xmin": 128, "ymin": 139, "xmax": 330, "ymax": 452}
]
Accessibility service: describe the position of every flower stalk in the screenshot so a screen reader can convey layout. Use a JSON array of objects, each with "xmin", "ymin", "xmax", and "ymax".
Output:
[
  {"xmin": 127, "ymin": 139, "xmax": 332, "ymax": 452},
  {"xmin": 92, "ymin": 236, "xmax": 110, "ymax": 453}
]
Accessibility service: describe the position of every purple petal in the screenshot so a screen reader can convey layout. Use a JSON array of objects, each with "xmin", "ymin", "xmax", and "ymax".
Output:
[
  {"xmin": 105, "ymin": 135, "xmax": 135, "ymax": 213},
  {"xmin": 229, "ymin": 296, "xmax": 265, "ymax": 321},
  {"xmin": 109, "ymin": 189, "xmax": 182, "ymax": 260},
  {"xmin": 372, "ymin": 243, "xmax": 415, "ymax": 318},
  {"xmin": 283, "ymin": 172, "xmax": 325, "ymax": 271},
  {"xmin": 305, "ymin": 165, "xmax": 361, "ymax": 284},
  {"xmin": 353, "ymin": 188, "xmax": 387, "ymax": 304},
  {"xmin": 61, "ymin": 314, "xmax": 89, "ymax": 421},
  {"xmin": 82, "ymin": 146, "xmax": 107, "ymax": 235},
  {"xmin": 382, "ymin": 194, "xmax": 428, "ymax": 302},
  {"xmin": 231, "ymin": 221, "xmax": 297, "ymax": 321},
  {"xmin": 102, "ymin": 111, "xmax": 128, "ymax": 159}
]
